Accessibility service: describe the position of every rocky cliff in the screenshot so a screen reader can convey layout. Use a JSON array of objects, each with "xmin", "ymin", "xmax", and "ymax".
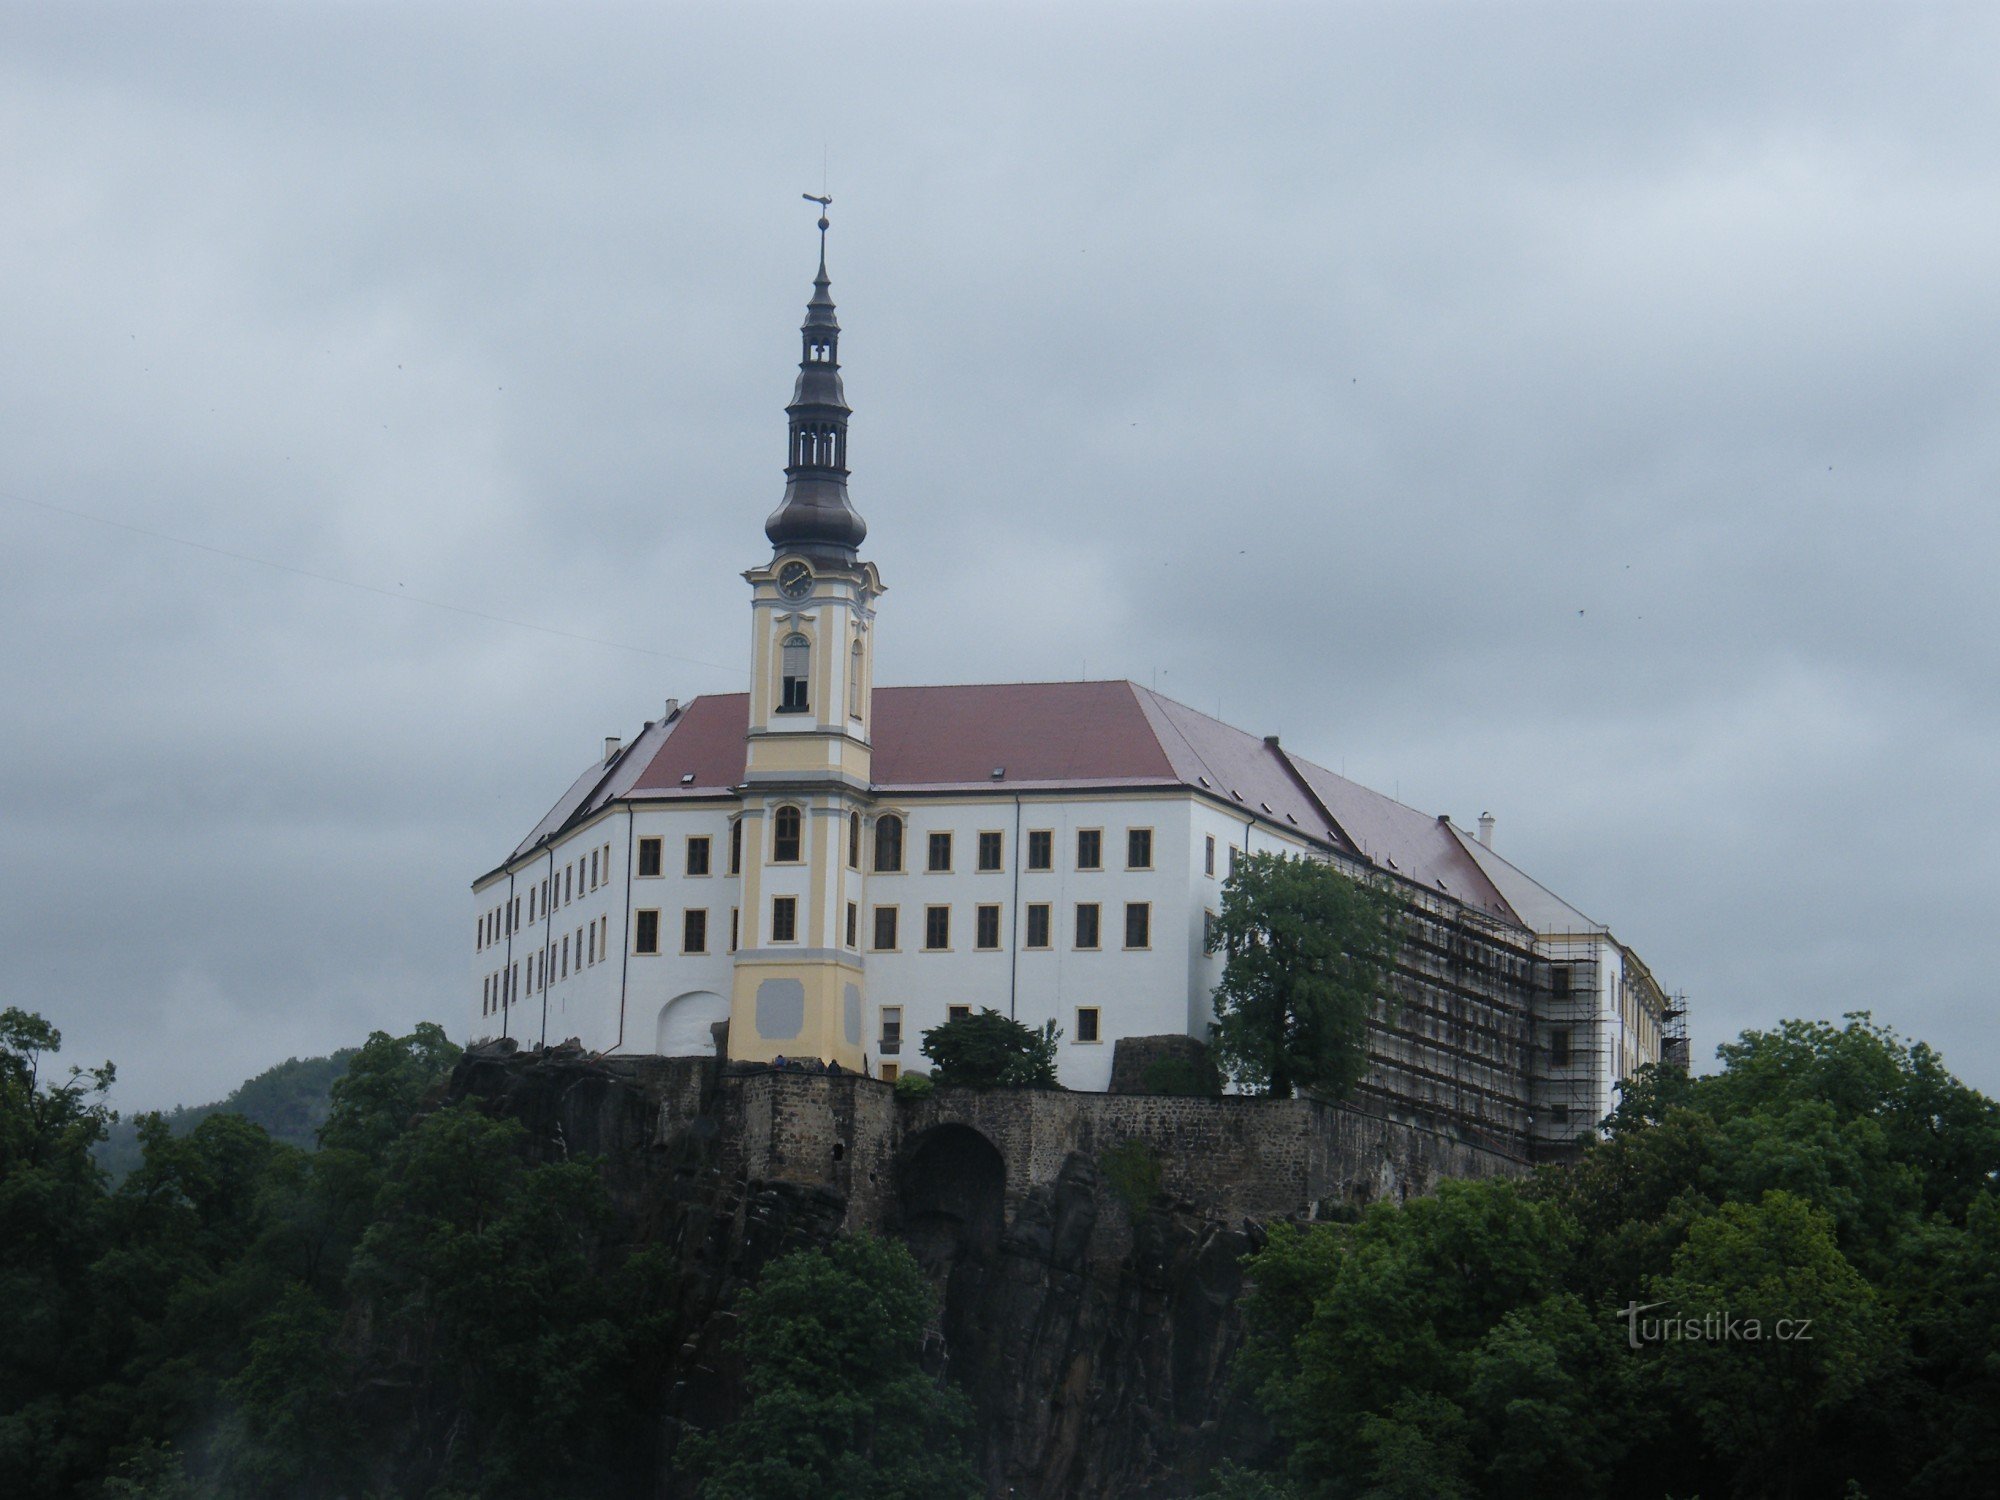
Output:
[{"xmin": 446, "ymin": 1043, "xmax": 1522, "ymax": 1498}]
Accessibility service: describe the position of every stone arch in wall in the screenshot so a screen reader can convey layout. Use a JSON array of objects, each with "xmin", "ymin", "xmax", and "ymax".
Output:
[
  {"xmin": 655, "ymin": 989, "xmax": 728, "ymax": 1056},
  {"xmin": 896, "ymin": 1123, "xmax": 1006, "ymax": 1270}
]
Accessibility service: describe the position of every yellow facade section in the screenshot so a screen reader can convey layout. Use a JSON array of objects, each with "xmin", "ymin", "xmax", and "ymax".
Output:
[{"xmin": 727, "ymin": 956, "xmax": 869, "ymax": 1069}]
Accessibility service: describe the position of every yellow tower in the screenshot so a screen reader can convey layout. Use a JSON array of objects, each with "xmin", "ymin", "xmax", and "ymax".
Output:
[{"xmin": 729, "ymin": 204, "xmax": 882, "ymax": 1068}]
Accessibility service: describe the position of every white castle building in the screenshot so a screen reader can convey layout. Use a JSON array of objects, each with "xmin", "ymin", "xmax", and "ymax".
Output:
[{"xmin": 470, "ymin": 219, "xmax": 1679, "ymax": 1155}]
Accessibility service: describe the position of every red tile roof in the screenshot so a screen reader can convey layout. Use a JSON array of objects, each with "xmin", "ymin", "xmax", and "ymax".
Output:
[{"xmin": 516, "ymin": 679, "xmax": 1519, "ymax": 923}]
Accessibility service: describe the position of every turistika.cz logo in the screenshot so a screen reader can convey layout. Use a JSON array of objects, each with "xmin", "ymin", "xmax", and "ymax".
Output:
[{"xmin": 1617, "ymin": 1300, "xmax": 1815, "ymax": 1349}]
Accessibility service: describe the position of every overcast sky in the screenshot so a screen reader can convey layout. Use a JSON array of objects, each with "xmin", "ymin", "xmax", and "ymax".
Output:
[{"xmin": 4, "ymin": 2, "xmax": 1996, "ymax": 1112}]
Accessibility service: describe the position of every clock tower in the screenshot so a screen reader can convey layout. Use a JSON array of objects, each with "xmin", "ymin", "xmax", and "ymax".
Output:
[{"xmin": 730, "ymin": 207, "xmax": 882, "ymax": 1068}]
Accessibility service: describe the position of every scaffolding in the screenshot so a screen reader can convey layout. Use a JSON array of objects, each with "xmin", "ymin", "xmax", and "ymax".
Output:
[
  {"xmin": 1661, "ymin": 993, "xmax": 1691, "ymax": 1071},
  {"xmin": 1529, "ymin": 946, "xmax": 1608, "ymax": 1159},
  {"xmin": 1352, "ymin": 886, "xmax": 1539, "ymax": 1162}
]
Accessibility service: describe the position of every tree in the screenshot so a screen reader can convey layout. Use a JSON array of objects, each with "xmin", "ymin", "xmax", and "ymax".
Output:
[
  {"xmin": 317, "ymin": 1022, "xmax": 460, "ymax": 1157},
  {"xmin": 681, "ymin": 1233, "xmax": 978, "ymax": 1500},
  {"xmin": 1206, "ymin": 852, "xmax": 1400, "ymax": 1098},
  {"xmin": 920, "ymin": 1008, "xmax": 1061, "ymax": 1088},
  {"xmin": 1233, "ymin": 1012, "xmax": 2000, "ymax": 1500}
]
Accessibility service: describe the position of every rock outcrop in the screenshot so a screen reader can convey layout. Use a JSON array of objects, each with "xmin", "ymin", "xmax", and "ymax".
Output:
[{"xmin": 445, "ymin": 1044, "xmax": 1521, "ymax": 1497}]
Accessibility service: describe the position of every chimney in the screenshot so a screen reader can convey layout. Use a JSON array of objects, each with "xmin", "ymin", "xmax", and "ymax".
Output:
[
  {"xmin": 1477, "ymin": 811, "xmax": 1496, "ymax": 849},
  {"xmin": 604, "ymin": 736, "xmax": 622, "ymax": 763},
  {"xmin": 662, "ymin": 697, "xmax": 681, "ymax": 720}
]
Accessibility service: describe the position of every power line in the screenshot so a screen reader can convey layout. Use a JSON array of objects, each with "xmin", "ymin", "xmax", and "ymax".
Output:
[{"xmin": 3, "ymin": 488, "xmax": 746, "ymax": 678}]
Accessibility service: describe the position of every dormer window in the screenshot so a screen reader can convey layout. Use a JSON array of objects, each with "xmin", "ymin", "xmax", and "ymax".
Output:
[{"xmin": 780, "ymin": 634, "xmax": 810, "ymax": 712}]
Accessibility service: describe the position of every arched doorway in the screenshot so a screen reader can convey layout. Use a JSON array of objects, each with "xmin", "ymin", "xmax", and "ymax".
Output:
[
  {"xmin": 655, "ymin": 990, "xmax": 728, "ymax": 1056},
  {"xmin": 897, "ymin": 1123, "xmax": 1006, "ymax": 1269}
]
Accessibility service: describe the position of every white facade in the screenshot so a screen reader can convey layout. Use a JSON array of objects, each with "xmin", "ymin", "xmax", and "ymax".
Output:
[{"xmin": 473, "ymin": 782, "xmax": 1339, "ymax": 1093}]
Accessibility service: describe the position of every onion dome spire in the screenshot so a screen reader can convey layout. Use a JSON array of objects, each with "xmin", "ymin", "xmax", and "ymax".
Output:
[{"xmin": 764, "ymin": 197, "xmax": 867, "ymax": 558}]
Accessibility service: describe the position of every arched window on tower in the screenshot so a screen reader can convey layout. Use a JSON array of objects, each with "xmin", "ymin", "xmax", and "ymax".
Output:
[
  {"xmin": 780, "ymin": 634, "xmax": 810, "ymax": 712},
  {"xmin": 874, "ymin": 814, "xmax": 903, "ymax": 873},
  {"xmin": 849, "ymin": 640, "xmax": 864, "ymax": 719},
  {"xmin": 773, "ymin": 805, "xmax": 803, "ymax": 863}
]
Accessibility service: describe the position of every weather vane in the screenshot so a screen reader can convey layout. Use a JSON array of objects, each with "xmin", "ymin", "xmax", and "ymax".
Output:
[{"xmin": 802, "ymin": 192, "xmax": 831, "ymax": 236}]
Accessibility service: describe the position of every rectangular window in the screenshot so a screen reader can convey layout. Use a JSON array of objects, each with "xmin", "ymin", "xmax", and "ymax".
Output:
[
  {"xmin": 730, "ymin": 908, "xmax": 739, "ymax": 953},
  {"xmin": 564, "ymin": 866, "xmax": 572, "ymax": 904},
  {"xmin": 880, "ymin": 1062, "xmax": 900, "ymax": 1082},
  {"xmin": 771, "ymin": 896, "xmax": 798, "ymax": 943},
  {"xmin": 924, "ymin": 904, "xmax": 951, "ymax": 950},
  {"xmin": 512, "ymin": 895, "xmax": 520, "ymax": 930},
  {"xmin": 561, "ymin": 935, "xmax": 570, "ymax": 977},
  {"xmin": 1076, "ymin": 828, "xmax": 1102, "ymax": 870},
  {"xmin": 1075, "ymin": 902, "xmax": 1101, "ymax": 949},
  {"xmin": 634, "ymin": 909, "xmax": 660, "ymax": 955},
  {"xmin": 780, "ymin": 635, "xmax": 810, "ymax": 712},
  {"xmin": 880, "ymin": 1005, "xmax": 902, "ymax": 1057},
  {"xmin": 873, "ymin": 905, "xmax": 899, "ymax": 951},
  {"xmin": 1124, "ymin": 901, "xmax": 1151, "ymax": 949},
  {"xmin": 1027, "ymin": 829, "xmax": 1053, "ymax": 870},
  {"xmin": 590, "ymin": 850, "xmax": 599, "ymax": 888},
  {"xmin": 1025, "ymin": 903, "xmax": 1051, "ymax": 948},
  {"xmin": 730, "ymin": 819, "xmax": 743, "ymax": 874},
  {"xmin": 587, "ymin": 924, "xmax": 596, "ymax": 964},
  {"xmin": 977, "ymin": 831, "xmax": 1003, "ymax": 872},
  {"xmin": 1551, "ymin": 1028, "xmax": 1572, "ymax": 1067},
  {"xmin": 928, "ymin": 830, "xmax": 953, "ymax": 872},
  {"xmin": 1228, "ymin": 845, "xmax": 1240, "ymax": 876},
  {"xmin": 1077, "ymin": 1006, "xmax": 1102, "ymax": 1044},
  {"xmin": 1127, "ymin": 828, "xmax": 1153, "ymax": 870},
  {"xmin": 683, "ymin": 909, "xmax": 708, "ymax": 954},
  {"xmin": 686, "ymin": 836, "xmax": 712, "ymax": 876},
  {"xmin": 848, "ymin": 812, "xmax": 860, "ymax": 868},
  {"xmin": 975, "ymin": 904, "xmax": 1001, "ymax": 950},
  {"xmin": 1550, "ymin": 1104, "xmax": 1571, "ymax": 1126},
  {"xmin": 1203, "ymin": 909, "xmax": 1218, "ymax": 952},
  {"xmin": 846, "ymin": 901, "xmax": 858, "ymax": 948},
  {"xmin": 949, "ymin": 1004, "xmax": 971, "ymax": 1023},
  {"xmin": 1551, "ymin": 965, "xmax": 1572, "ymax": 997},
  {"xmin": 1205, "ymin": 835, "xmax": 1216, "ymax": 877}
]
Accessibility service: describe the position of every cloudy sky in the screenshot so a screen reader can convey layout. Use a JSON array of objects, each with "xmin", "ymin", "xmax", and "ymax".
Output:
[{"xmin": 4, "ymin": 2, "xmax": 1996, "ymax": 1112}]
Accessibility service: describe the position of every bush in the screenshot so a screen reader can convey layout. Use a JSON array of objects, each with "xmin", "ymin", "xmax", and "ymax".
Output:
[
  {"xmin": 921, "ymin": 1010, "xmax": 1062, "ymax": 1089},
  {"xmin": 1142, "ymin": 1053, "xmax": 1221, "ymax": 1097},
  {"xmin": 893, "ymin": 1071, "xmax": 935, "ymax": 1101},
  {"xmin": 1099, "ymin": 1139, "xmax": 1164, "ymax": 1218}
]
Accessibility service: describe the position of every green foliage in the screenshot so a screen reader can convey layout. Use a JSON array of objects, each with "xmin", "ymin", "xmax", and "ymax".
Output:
[
  {"xmin": 94, "ymin": 1050, "xmax": 355, "ymax": 1182},
  {"xmin": 892, "ymin": 1069, "xmax": 935, "ymax": 1100},
  {"xmin": 1206, "ymin": 852, "xmax": 1400, "ymax": 1098},
  {"xmin": 680, "ymin": 1233, "xmax": 979, "ymax": 1500},
  {"xmin": 920, "ymin": 1008, "xmax": 1062, "ymax": 1088},
  {"xmin": 1141, "ymin": 1051, "xmax": 1222, "ymax": 1096},
  {"xmin": 1100, "ymin": 1138, "xmax": 1165, "ymax": 1217},
  {"xmin": 318, "ymin": 1022, "xmax": 460, "ymax": 1156},
  {"xmin": 2, "ymin": 1013, "xmax": 666, "ymax": 1500},
  {"xmin": 1233, "ymin": 1012, "xmax": 2000, "ymax": 1500}
]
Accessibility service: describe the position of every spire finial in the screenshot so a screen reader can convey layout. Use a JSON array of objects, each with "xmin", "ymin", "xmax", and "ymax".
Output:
[{"xmin": 802, "ymin": 193, "xmax": 831, "ymax": 269}]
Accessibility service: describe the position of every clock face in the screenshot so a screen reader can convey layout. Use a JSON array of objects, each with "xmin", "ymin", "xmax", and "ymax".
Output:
[{"xmin": 777, "ymin": 561, "xmax": 813, "ymax": 599}]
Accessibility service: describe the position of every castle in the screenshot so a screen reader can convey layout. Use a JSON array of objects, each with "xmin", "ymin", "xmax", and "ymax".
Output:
[{"xmin": 470, "ymin": 214, "xmax": 1682, "ymax": 1159}]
